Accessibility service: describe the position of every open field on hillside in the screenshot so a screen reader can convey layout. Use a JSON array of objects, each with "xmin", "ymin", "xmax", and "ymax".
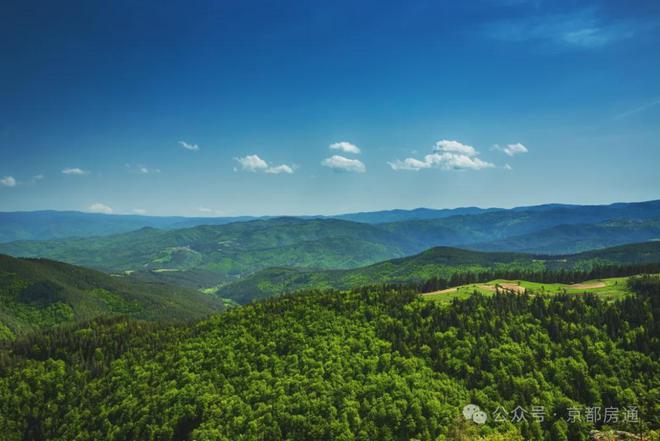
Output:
[{"xmin": 423, "ymin": 276, "xmax": 633, "ymax": 303}]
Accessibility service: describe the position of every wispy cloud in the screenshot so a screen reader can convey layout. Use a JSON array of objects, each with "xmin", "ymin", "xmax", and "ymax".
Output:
[
  {"xmin": 321, "ymin": 155, "xmax": 366, "ymax": 173},
  {"xmin": 614, "ymin": 97, "xmax": 660, "ymax": 120},
  {"xmin": 62, "ymin": 167, "xmax": 89, "ymax": 175},
  {"xmin": 198, "ymin": 207, "xmax": 229, "ymax": 216},
  {"xmin": 485, "ymin": 9, "xmax": 640, "ymax": 49},
  {"xmin": 88, "ymin": 202, "xmax": 113, "ymax": 214},
  {"xmin": 126, "ymin": 164, "xmax": 161, "ymax": 174},
  {"xmin": 389, "ymin": 140, "xmax": 495, "ymax": 172},
  {"xmin": 1, "ymin": 176, "xmax": 16, "ymax": 187},
  {"xmin": 133, "ymin": 208, "xmax": 147, "ymax": 215},
  {"xmin": 234, "ymin": 154, "xmax": 295, "ymax": 174},
  {"xmin": 178, "ymin": 140, "xmax": 199, "ymax": 151},
  {"xmin": 329, "ymin": 141, "xmax": 361, "ymax": 155},
  {"xmin": 492, "ymin": 142, "xmax": 528, "ymax": 156}
]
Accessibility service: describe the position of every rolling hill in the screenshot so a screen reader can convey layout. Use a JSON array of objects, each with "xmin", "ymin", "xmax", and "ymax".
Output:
[
  {"xmin": 0, "ymin": 218, "xmax": 414, "ymax": 288},
  {"xmin": 380, "ymin": 199, "xmax": 660, "ymax": 250},
  {"xmin": 3, "ymin": 200, "xmax": 660, "ymax": 296},
  {"xmin": 217, "ymin": 241, "xmax": 660, "ymax": 303},
  {"xmin": 0, "ymin": 254, "xmax": 224, "ymax": 338},
  {"xmin": 3, "ymin": 199, "xmax": 660, "ymax": 244},
  {"xmin": 331, "ymin": 206, "xmax": 501, "ymax": 223},
  {"xmin": 470, "ymin": 218, "xmax": 660, "ymax": 254}
]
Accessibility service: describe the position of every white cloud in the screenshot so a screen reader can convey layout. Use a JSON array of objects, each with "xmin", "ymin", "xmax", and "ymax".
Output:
[
  {"xmin": 265, "ymin": 164, "xmax": 294, "ymax": 174},
  {"xmin": 133, "ymin": 208, "xmax": 147, "ymax": 215},
  {"xmin": 389, "ymin": 139, "xmax": 495, "ymax": 172},
  {"xmin": 178, "ymin": 141, "xmax": 199, "ymax": 151},
  {"xmin": 329, "ymin": 141, "xmax": 361, "ymax": 154},
  {"xmin": 504, "ymin": 164, "xmax": 513, "ymax": 171},
  {"xmin": 387, "ymin": 158, "xmax": 432, "ymax": 171},
  {"xmin": 434, "ymin": 139, "xmax": 478, "ymax": 156},
  {"xmin": 62, "ymin": 167, "xmax": 89, "ymax": 175},
  {"xmin": 493, "ymin": 142, "xmax": 528, "ymax": 156},
  {"xmin": 62, "ymin": 168, "xmax": 88, "ymax": 175},
  {"xmin": 235, "ymin": 154, "xmax": 295, "ymax": 174},
  {"xmin": 321, "ymin": 155, "xmax": 366, "ymax": 173},
  {"xmin": 88, "ymin": 203, "xmax": 113, "ymax": 214},
  {"xmin": 126, "ymin": 164, "xmax": 160, "ymax": 174},
  {"xmin": 198, "ymin": 207, "xmax": 214, "ymax": 213},
  {"xmin": 32, "ymin": 174, "xmax": 44, "ymax": 181},
  {"xmin": 235, "ymin": 154, "xmax": 269, "ymax": 172},
  {"xmin": 1, "ymin": 176, "xmax": 16, "ymax": 187}
]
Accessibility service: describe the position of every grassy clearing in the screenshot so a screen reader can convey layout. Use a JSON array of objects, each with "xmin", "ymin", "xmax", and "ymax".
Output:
[{"xmin": 423, "ymin": 276, "xmax": 632, "ymax": 303}]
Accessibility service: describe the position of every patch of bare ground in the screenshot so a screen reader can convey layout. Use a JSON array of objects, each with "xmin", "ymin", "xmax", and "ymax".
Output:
[
  {"xmin": 422, "ymin": 287, "xmax": 458, "ymax": 296},
  {"xmin": 570, "ymin": 281, "xmax": 606, "ymax": 290},
  {"xmin": 498, "ymin": 283, "xmax": 526, "ymax": 294}
]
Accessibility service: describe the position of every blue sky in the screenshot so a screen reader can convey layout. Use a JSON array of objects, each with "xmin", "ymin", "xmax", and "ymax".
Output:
[{"xmin": 1, "ymin": 0, "xmax": 659, "ymax": 216}]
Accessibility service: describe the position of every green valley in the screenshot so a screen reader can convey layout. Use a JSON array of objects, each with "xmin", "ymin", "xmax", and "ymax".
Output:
[{"xmin": 0, "ymin": 218, "xmax": 414, "ymax": 288}]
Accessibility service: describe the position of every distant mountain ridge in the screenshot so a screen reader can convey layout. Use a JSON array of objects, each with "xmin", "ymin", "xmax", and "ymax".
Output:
[
  {"xmin": 3, "ymin": 199, "xmax": 658, "ymax": 243},
  {"xmin": 380, "ymin": 200, "xmax": 660, "ymax": 252},
  {"xmin": 0, "ymin": 210, "xmax": 260, "ymax": 243},
  {"xmin": 2, "ymin": 200, "xmax": 660, "ymax": 291},
  {"xmin": 470, "ymin": 218, "xmax": 660, "ymax": 254}
]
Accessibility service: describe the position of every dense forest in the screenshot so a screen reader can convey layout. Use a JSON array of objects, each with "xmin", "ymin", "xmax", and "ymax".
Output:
[{"xmin": 0, "ymin": 275, "xmax": 657, "ymax": 440}]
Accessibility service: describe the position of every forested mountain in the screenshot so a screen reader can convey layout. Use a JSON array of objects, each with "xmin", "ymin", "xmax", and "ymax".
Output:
[
  {"xmin": 471, "ymin": 218, "xmax": 660, "ymax": 254},
  {"xmin": 2, "ymin": 199, "xmax": 659, "ymax": 244},
  {"xmin": 380, "ymin": 200, "xmax": 660, "ymax": 251},
  {"xmin": 0, "ymin": 254, "xmax": 224, "ymax": 339},
  {"xmin": 218, "ymin": 242, "xmax": 660, "ymax": 303},
  {"xmin": 332, "ymin": 206, "xmax": 501, "ymax": 223},
  {"xmin": 3, "ymin": 201, "xmax": 660, "ymax": 294},
  {"xmin": 0, "ymin": 218, "xmax": 414, "ymax": 288},
  {"xmin": 0, "ymin": 210, "xmax": 260, "ymax": 243},
  {"xmin": 1, "ymin": 276, "xmax": 657, "ymax": 440}
]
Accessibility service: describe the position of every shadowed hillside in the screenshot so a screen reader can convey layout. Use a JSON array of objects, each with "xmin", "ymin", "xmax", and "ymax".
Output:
[{"xmin": 0, "ymin": 254, "xmax": 224, "ymax": 338}]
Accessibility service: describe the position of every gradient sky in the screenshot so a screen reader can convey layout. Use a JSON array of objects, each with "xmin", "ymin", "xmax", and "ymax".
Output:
[{"xmin": 1, "ymin": 0, "xmax": 659, "ymax": 216}]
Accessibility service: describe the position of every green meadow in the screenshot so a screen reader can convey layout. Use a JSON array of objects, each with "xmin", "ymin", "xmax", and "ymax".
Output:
[{"xmin": 423, "ymin": 275, "xmax": 634, "ymax": 303}]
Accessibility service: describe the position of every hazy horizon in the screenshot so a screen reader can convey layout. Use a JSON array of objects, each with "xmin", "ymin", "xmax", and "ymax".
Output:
[{"xmin": 1, "ymin": 196, "xmax": 659, "ymax": 219}]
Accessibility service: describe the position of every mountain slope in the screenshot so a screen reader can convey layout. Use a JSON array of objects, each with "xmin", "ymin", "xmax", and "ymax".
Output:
[
  {"xmin": 3, "ymin": 199, "xmax": 659, "ymax": 244},
  {"xmin": 218, "ymin": 241, "xmax": 660, "ymax": 303},
  {"xmin": 380, "ymin": 200, "xmax": 660, "ymax": 250},
  {"xmin": 1, "ymin": 281, "xmax": 657, "ymax": 440},
  {"xmin": 0, "ymin": 254, "xmax": 224, "ymax": 338},
  {"xmin": 332, "ymin": 206, "xmax": 501, "ymax": 223},
  {"xmin": 468, "ymin": 218, "xmax": 660, "ymax": 254},
  {"xmin": 0, "ymin": 218, "xmax": 413, "ymax": 288}
]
